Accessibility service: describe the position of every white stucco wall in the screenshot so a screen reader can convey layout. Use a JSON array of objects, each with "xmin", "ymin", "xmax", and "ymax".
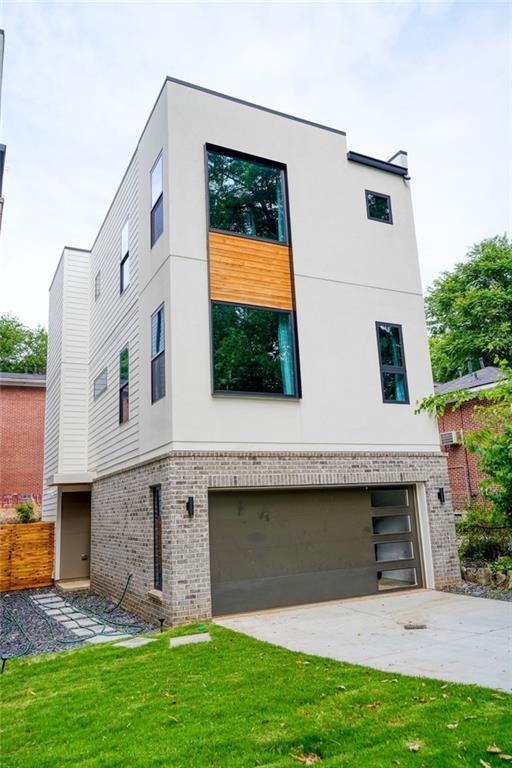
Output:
[{"xmin": 44, "ymin": 78, "xmax": 441, "ymax": 488}]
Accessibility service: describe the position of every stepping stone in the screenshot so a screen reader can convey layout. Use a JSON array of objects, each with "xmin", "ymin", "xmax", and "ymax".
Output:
[
  {"xmin": 72, "ymin": 627, "xmax": 95, "ymax": 637},
  {"xmin": 62, "ymin": 620, "xmax": 79, "ymax": 629},
  {"xmin": 53, "ymin": 614, "xmax": 75, "ymax": 623},
  {"xmin": 170, "ymin": 633, "xmax": 211, "ymax": 648},
  {"xmin": 76, "ymin": 618, "xmax": 98, "ymax": 627},
  {"xmin": 45, "ymin": 609, "xmax": 64, "ymax": 616},
  {"xmin": 114, "ymin": 637, "xmax": 156, "ymax": 649},
  {"xmin": 86, "ymin": 634, "xmax": 129, "ymax": 644}
]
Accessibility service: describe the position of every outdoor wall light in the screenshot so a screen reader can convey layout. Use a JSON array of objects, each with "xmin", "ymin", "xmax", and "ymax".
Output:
[
  {"xmin": 437, "ymin": 487, "xmax": 445, "ymax": 504},
  {"xmin": 186, "ymin": 496, "xmax": 194, "ymax": 517}
]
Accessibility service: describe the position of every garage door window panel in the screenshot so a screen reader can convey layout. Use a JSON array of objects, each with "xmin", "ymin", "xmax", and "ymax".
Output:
[
  {"xmin": 378, "ymin": 568, "xmax": 417, "ymax": 591},
  {"xmin": 375, "ymin": 540, "xmax": 414, "ymax": 562},
  {"xmin": 372, "ymin": 515, "xmax": 411, "ymax": 535},
  {"xmin": 371, "ymin": 488, "xmax": 409, "ymax": 508}
]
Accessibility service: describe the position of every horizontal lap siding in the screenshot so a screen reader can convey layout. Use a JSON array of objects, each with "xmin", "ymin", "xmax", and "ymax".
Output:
[
  {"xmin": 209, "ymin": 232, "xmax": 294, "ymax": 310},
  {"xmin": 88, "ymin": 157, "xmax": 140, "ymax": 475}
]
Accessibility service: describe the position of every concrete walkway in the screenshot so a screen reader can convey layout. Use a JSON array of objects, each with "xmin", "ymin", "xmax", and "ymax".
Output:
[{"xmin": 216, "ymin": 590, "xmax": 512, "ymax": 691}]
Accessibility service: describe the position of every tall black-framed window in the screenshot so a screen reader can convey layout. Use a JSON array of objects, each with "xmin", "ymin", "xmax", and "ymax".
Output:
[
  {"xmin": 376, "ymin": 322, "xmax": 409, "ymax": 404},
  {"xmin": 207, "ymin": 146, "xmax": 288, "ymax": 244},
  {"xmin": 211, "ymin": 301, "xmax": 299, "ymax": 397},
  {"xmin": 119, "ymin": 346, "xmax": 129, "ymax": 423},
  {"xmin": 120, "ymin": 220, "xmax": 130, "ymax": 293},
  {"xmin": 150, "ymin": 153, "xmax": 163, "ymax": 247},
  {"xmin": 152, "ymin": 485, "xmax": 163, "ymax": 591},
  {"xmin": 151, "ymin": 304, "xmax": 165, "ymax": 403},
  {"xmin": 366, "ymin": 190, "xmax": 392, "ymax": 224}
]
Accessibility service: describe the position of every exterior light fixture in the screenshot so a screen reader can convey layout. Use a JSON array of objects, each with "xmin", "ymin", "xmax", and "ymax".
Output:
[
  {"xmin": 186, "ymin": 497, "xmax": 194, "ymax": 517},
  {"xmin": 437, "ymin": 487, "xmax": 445, "ymax": 504}
]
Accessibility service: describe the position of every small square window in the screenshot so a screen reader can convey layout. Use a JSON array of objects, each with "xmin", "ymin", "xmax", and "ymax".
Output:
[
  {"xmin": 366, "ymin": 190, "xmax": 392, "ymax": 223},
  {"xmin": 93, "ymin": 368, "xmax": 107, "ymax": 399},
  {"xmin": 95, "ymin": 271, "xmax": 101, "ymax": 300}
]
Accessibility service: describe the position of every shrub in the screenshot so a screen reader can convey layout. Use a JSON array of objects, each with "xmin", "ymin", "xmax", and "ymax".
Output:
[
  {"xmin": 15, "ymin": 501, "xmax": 35, "ymax": 524},
  {"xmin": 457, "ymin": 503, "xmax": 512, "ymax": 563}
]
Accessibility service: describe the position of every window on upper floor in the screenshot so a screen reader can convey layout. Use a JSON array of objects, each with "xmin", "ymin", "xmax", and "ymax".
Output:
[
  {"xmin": 211, "ymin": 302, "xmax": 298, "ymax": 397},
  {"xmin": 207, "ymin": 147, "xmax": 287, "ymax": 243},
  {"xmin": 366, "ymin": 190, "xmax": 392, "ymax": 224},
  {"xmin": 119, "ymin": 346, "xmax": 129, "ymax": 423},
  {"xmin": 151, "ymin": 304, "xmax": 165, "ymax": 403},
  {"xmin": 150, "ymin": 153, "xmax": 163, "ymax": 247},
  {"xmin": 376, "ymin": 322, "xmax": 409, "ymax": 404},
  {"xmin": 120, "ymin": 220, "xmax": 130, "ymax": 293},
  {"xmin": 95, "ymin": 270, "xmax": 101, "ymax": 300},
  {"xmin": 93, "ymin": 368, "xmax": 107, "ymax": 399}
]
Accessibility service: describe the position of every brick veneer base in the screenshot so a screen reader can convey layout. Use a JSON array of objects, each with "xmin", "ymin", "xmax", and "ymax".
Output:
[{"xmin": 90, "ymin": 451, "xmax": 460, "ymax": 624}]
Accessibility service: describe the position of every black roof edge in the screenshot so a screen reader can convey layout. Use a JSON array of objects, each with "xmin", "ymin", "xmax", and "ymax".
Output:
[
  {"xmin": 165, "ymin": 76, "xmax": 347, "ymax": 137},
  {"xmin": 347, "ymin": 151, "xmax": 408, "ymax": 176}
]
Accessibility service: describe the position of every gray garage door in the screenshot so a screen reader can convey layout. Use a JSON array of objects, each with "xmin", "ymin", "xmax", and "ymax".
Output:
[{"xmin": 209, "ymin": 486, "xmax": 423, "ymax": 615}]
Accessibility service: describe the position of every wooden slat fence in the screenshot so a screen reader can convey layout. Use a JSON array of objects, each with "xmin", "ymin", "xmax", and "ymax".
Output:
[{"xmin": 0, "ymin": 522, "xmax": 54, "ymax": 591}]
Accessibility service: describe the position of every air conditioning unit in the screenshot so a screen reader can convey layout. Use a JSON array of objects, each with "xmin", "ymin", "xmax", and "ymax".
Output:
[{"xmin": 440, "ymin": 430, "xmax": 463, "ymax": 446}]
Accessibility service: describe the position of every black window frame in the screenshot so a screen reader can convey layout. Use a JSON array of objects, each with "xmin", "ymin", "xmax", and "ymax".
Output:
[
  {"xmin": 375, "ymin": 322, "xmax": 409, "ymax": 405},
  {"xmin": 119, "ymin": 346, "xmax": 129, "ymax": 424},
  {"xmin": 150, "ymin": 152, "xmax": 163, "ymax": 248},
  {"xmin": 151, "ymin": 304, "xmax": 166, "ymax": 404},
  {"xmin": 93, "ymin": 368, "xmax": 108, "ymax": 400},
  {"xmin": 365, "ymin": 189, "xmax": 393, "ymax": 224},
  {"xmin": 210, "ymin": 299, "xmax": 301, "ymax": 399},
  {"xmin": 120, "ymin": 219, "xmax": 130, "ymax": 294},
  {"xmin": 151, "ymin": 484, "xmax": 163, "ymax": 591},
  {"xmin": 206, "ymin": 143, "xmax": 290, "ymax": 246}
]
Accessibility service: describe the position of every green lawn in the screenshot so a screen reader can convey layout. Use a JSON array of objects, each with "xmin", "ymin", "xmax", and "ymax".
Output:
[{"xmin": 1, "ymin": 625, "xmax": 510, "ymax": 767}]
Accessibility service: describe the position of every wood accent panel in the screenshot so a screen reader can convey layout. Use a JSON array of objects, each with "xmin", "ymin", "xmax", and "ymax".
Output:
[
  {"xmin": 0, "ymin": 522, "xmax": 54, "ymax": 591},
  {"xmin": 209, "ymin": 232, "xmax": 294, "ymax": 310}
]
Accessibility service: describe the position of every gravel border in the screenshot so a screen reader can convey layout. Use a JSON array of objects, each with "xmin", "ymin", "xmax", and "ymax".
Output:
[
  {"xmin": 0, "ymin": 587, "xmax": 156, "ymax": 658},
  {"xmin": 441, "ymin": 582, "xmax": 512, "ymax": 602}
]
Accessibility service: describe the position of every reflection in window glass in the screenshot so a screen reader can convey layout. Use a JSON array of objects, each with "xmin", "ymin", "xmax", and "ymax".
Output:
[
  {"xmin": 378, "ymin": 568, "xmax": 417, "ymax": 590},
  {"xmin": 377, "ymin": 323, "xmax": 409, "ymax": 403},
  {"xmin": 208, "ymin": 150, "xmax": 286, "ymax": 242},
  {"xmin": 151, "ymin": 305, "xmax": 165, "ymax": 403},
  {"xmin": 150, "ymin": 154, "xmax": 163, "ymax": 246},
  {"xmin": 375, "ymin": 541, "xmax": 414, "ymax": 562},
  {"xmin": 371, "ymin": 489, "xmax": 409, "ymax": 507},
  {"xmin": 366, "ymin": 191, "xmax": 392, "ymax": 223},
  {"xmin": 372, "ymin": 515, "xmax": 411, "ymax": 535},
  {"xmin": 212, "ymin": 302, "xmax": 297, "ymax": 396},
  {"xmin": 119, "ymin": 347, "xmax": 129, "ymax": 423}
]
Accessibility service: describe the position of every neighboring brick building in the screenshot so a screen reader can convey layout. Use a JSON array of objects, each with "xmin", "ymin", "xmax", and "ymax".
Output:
[
  {"xmin": 436, "ymin": 366, "xmax": 502, "ymax": 512},
  {"xmin": 0, "ymin": 372, "xmax": 46, "ymax": 507}
]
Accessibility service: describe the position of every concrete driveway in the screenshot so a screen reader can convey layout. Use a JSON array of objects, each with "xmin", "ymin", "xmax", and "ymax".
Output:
[{"xmin": 217, "ymin": 590, "xmax": 512, "ymax": 691}]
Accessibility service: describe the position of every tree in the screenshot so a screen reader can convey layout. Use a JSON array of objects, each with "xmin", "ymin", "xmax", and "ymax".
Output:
[
  {"xmin": 425, "ymin": 235, "xmax": 512, "ymax": 383},
  {"xmin": 417, "ymin": 366, "xmax": 512, "ymax": 519},
  {"xmin": 0, "ymin": 314, "xmax": 48, "ymax": 374}
]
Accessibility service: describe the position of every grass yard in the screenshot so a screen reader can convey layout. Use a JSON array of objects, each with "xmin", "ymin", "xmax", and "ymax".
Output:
[{"xmin": 1, "ymin": 624, "xmax": 510, "ymax": 767}]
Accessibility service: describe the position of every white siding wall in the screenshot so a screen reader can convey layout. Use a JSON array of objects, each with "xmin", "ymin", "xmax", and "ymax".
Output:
[
  {"xmin": 42, "ymin": 258, "xmax": 64, "ymax": 522},
  {"xmin": 42, "ymin": 248, "xmax": 90, "ymax": 520},
  {"xmin": 88, "ymin": 157, "xmax": 141, "ymax": 475}
]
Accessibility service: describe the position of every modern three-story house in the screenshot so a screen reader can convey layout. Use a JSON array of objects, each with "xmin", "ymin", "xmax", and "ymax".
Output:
[{"xmin": 42, "ymin": 78, "xmax": 459, "ymax": 622}]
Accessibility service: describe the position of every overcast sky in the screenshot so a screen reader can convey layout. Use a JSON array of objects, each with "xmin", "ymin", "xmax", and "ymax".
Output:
[{"xmin": 0, "ymin": 1, "xmax": 510, "ymax": 329}]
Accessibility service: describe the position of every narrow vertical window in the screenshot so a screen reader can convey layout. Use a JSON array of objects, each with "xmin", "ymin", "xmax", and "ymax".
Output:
[
  {"xmin": 151, "ymin": 304, "xmax": 165, "ymax": 403},
  {"xmin": 152, "ymin": 485, "xmax": 163, "ymax": 591},
  {"xmin": 376, "ymin": 322, "xmax": 409, "ymax": 403},
  {"xmin": 119, "ymin": 346, "xmax": 129, "ymax": 423},
  {"xmin": 95, "ymin": 270, "xmax": 101, "ymax": 300},
  {"xmin": 120, "ymin": 220, "xmax": 130, "ymax": 293},
  {"xmin": 150, "ymin": 153, "xmax": 163, "ymax": 246}
]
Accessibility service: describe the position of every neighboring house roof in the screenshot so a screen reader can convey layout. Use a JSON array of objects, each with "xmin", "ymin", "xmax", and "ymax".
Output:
[
  {"xmin": 0, "ymin": 372, "xmax": 46, "ymax": 388},
  {"xmin": 434, "ymin": 366, "xmax": 503, "ymax": 396}
]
